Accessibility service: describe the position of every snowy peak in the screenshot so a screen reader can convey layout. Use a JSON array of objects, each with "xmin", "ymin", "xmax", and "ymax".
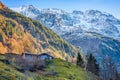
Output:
[
  {"xmin": 72, "ymin": 10, "xmax": 83, "ymax": 15},
  {"xmin": 20, "ymin": 5, "xmax": 37, "ymax": 11},
  {"xmin": 17, "ymin": 5, "xmax": 67, "ymax": 14},
  {"xmin": 40, "ymin": 8, "xmax": 67, "ymax": 14},
  {"xmin": 85, "ymin": 10, "xmax": 102, "ymax": 16},
  {"xmin": 12, "ymin": 5, "xmax": 40, "ymax": 18},
  {"xmin": 11, "ymin": 6, "xmax": 120, "ymax": 39},
  {"xmin": 12, "ymin": 5, "xmax": 68, "ymax": 18},
  {"xmin": 84, "ymin": 10, "xmax": 119, "ymax": 22}
]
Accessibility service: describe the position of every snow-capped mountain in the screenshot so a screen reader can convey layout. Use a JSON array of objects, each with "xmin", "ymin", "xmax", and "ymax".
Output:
[
  {"xmin": 12, "ymin": 5, "xmax": 120, "ymax": 70},
  {"xmin": 12, "ymin": 5, "xmax": 40, "ymax": 18},
  {"xmin": 12, "ymin": 5, "xmax": 120, "ymax": 39}
]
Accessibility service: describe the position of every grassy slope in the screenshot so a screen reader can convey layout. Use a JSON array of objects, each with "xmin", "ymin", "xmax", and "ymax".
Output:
[
  {"xmin": 0, "ymin": 55, "xmax": 25, "ymax": 80},
  {"xmin": 42, "ymin": 59, "xmax": 98, "ymax": 80},
  {"xmin": 0, "ymin": 55, "xmax": 98, "ymax": 80}
]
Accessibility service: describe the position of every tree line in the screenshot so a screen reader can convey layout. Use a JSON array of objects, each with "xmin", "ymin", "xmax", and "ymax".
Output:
[{"xmin": 76, "ymin": 52, "xmax": 120, "ymax": 80}]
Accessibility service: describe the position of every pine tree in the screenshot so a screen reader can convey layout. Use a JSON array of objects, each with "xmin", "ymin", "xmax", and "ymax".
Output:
[
  {"xmin": 77, "ymin": 52, "xmax": 84, "ymax": 68},
  {"xmin": 87, "ymin": 54, "xmax": 99, "ymax": 76}
]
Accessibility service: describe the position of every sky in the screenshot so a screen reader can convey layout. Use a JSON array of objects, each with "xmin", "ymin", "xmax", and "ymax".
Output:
[{"xmin": 1, "ymin": 0, "xmax": 120, "ymax": 19}]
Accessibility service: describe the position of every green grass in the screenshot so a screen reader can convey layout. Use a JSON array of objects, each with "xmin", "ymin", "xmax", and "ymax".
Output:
[
  {"xmin": 0, "ymin": 55, "xmax": 99, "ymax": 80},
  {"xmin": 43, "ymin": 59, "xmax": 98, "ymax": 80},
  {"xmin": 0, "ymin": 61, "xmax": 25, "ymax": 80}
]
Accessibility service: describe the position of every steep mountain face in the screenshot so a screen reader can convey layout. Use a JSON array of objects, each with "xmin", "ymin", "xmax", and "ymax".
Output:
[
  {"xmin": 0, "ymin": 3, "xmax": 81, "ymax": 61},
  {"xmin": 63, "ymin": 32, "xmax": 120, "ymax": 67},
  {"xmin": 12, "ymin": 5, "xmax": 120, "ymax": 69}
]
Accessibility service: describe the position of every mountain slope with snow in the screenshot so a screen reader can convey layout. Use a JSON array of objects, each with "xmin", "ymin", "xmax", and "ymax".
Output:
[
  {"xmin": 12, "ymin": 5, "xmax": 120, "ymax": 39},
  {"xmin": 12, "ymin": 5, "xmax": 120, "ymax": 70}
]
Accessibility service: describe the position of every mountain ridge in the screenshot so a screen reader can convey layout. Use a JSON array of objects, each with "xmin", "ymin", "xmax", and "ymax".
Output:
[
  {"xmin": 12, "ymin": 5, "xmax": 120, "ymax": 39},
  {"xmin": 0, "ymin": 3, "xmax": 83, "ymax": 62}
]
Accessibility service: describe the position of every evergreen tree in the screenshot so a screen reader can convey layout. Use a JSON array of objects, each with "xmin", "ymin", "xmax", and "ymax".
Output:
[
  {"xmin": 77, "ymin": 52, "xmax": 84, "ymax": 68},
  {"xmin": 87, "ymin": 54, "xmax": 99, "ymax": 76}
]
